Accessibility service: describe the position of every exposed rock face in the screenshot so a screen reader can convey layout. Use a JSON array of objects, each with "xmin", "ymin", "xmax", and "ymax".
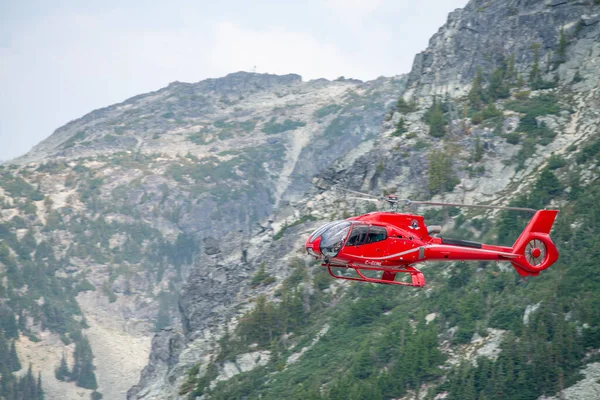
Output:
[
  {"xmin": 541, "ymin": 362, "xmax": 600, "ymax": 400},
  {"xmin": 405, "ymin": 0, "xmax": 600, "ymax": 99},
  {"xmin": 212, "ymin": 351, "xmax": 271, "ymax": 386},
  {"xmin": 124, "ymin": 0, "xmax": 600, "ymax": 397},
  {"xmin": 127, "ymin": 328, "xmax": 185, "ymax": 400},
  {"xmin": 178, "ymin": 258, "xmax": 249, "ymax": 339},
  {"xmin": 4, "ymin": 0, "xmax": 600, "ymax": 399},
  {"xmin": 1, "ymin": 72, "xmax": 405, "ymax": 400}
]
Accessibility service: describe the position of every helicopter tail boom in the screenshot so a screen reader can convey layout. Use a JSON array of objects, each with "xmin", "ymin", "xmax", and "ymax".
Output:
[{"xmin": 510, "ymin": 210, "xmax": 559, "ymax": 277}]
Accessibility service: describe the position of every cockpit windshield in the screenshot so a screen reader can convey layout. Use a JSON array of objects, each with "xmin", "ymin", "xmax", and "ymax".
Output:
[
  {"xmin": 320, "ymin": 221, "xmax": 351, "ymax": 258},
  {"xmin": 308, "ymin": 221, "xmax": 341, "ymax": 243}
]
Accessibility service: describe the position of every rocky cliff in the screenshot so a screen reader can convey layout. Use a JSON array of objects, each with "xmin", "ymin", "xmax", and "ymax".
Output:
[
  {"xmin": 1, "ymin": 0, "xmax": 600, "ymax": 399},
  {"xmin": 405, "ymin": 0, "xmax": 600, "ymax": 98},
  {"xmin": 0, "ymin": 73, "xmax": 405, "ymax": 399},
  {"xmin": 124, "ymin": 0, "xmax": 600, "ymax": 399}
]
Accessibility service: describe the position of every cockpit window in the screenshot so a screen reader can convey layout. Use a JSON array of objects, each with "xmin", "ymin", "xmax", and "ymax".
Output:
[
  {"xmin": 309, "ymin": 221, "xmax": 341, "ymax": 243},
  {"xmin": 366, "ymin": 226, "xmax": 387, "ymax": 244},
  {"xmin": 345, "ymin": 225, "xmax": 368, "ymax": 246},
  {"xmin": 320, "ymin": 221, "xmax": 351, "ymax": 258}
]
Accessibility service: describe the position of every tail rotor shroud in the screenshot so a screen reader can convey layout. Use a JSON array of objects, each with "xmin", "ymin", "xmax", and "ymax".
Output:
[{"xmin": 525, "ymin": 239, "xmax": 547, "ymax": 267}]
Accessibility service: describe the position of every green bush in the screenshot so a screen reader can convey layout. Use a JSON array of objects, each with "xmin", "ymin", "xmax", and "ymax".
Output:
[
  {"xmin": 505, "ymin": 94, "xmax": 560, "ymax": 117},
  {"xmin": 471, "ymin": 113, "xmax": 484, "ymax": 125},
  {"xmin": 262, "ymin": 118, "xmax": 306, "ymax": 135},
  {"xmin": 576, "ymin": 138, "xmax": 600, "ymax": 164},
  {"xmin": 250, "ymin": 263, "xmax": 276, "ymax": 287},
  {"xmin": 273, "ymin": 215, "xmax": 316, "ymax": 240},
  {"xmin": 392, "ymin": 118, "xmax": 407, "ymax": 137},
  {"xmin": 314, "ymin": 104, "xmax": 342, "ymax": 118},
  {"xmin": 547, "ymin": 154, "xmax": 567, "ymax": 170},
  {"xmin": 423, "ymin": 99, "xmax": 447, "ymax": 138},
  {"xmin": 428, "ymin": 148, "xmax": 459, "ymax": 194},
  {"xmin": 395, "ymin": 98, "xmax": 417, "ymax": 113},
  {"xmin": 517, "ymin": 114, "xmax": 538, "ymax": 133},
  {"xmin": 482, "ymin": 103, "xmax": 503, "ymax": 119},
  {"xmin": 514, "ymin": 90, "xmax": 531, "ymax": 100}
]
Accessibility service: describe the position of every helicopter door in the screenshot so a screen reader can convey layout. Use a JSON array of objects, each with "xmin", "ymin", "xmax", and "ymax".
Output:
[
  {"xmin": 341, "ymin": 225, "xmax": 369, "ymax": 257},
  {"xmin": 360, "ymin": 226, "xmax": 390, "ymax": 259},
  {"xmin": 343, "ymin": 225, "xmax": 389, "ymax": 260}
]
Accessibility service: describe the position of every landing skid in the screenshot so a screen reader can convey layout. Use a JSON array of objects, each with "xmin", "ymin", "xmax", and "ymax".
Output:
[{"xmin": 325, "ymin": 264, "xmax": 426, "ymax": 287}]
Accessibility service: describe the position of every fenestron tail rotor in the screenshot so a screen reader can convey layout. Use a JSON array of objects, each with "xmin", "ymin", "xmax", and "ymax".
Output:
[{"xmin": 525, "ymin": 239, "xmax": 547, "ymax": 267}]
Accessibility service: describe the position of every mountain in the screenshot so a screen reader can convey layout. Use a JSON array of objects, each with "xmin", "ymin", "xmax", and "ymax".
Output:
[
  {"xmin": 1, "ymin": 0, "xmax": 600, "ymax": 399},
  {"xmin": 0, "ymin": 73, "xmax": 405, "ymax": 399}
]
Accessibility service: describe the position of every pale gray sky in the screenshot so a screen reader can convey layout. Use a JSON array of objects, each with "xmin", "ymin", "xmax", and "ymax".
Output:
[{"xmin": 0, "ymin": 0, "xmax": 467, "ymax": 161}]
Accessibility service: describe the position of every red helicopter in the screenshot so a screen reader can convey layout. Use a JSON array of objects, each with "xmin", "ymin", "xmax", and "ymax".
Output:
[{"xmin": 305, "ymin": 189, "xmax": 559, "ymax": 287}]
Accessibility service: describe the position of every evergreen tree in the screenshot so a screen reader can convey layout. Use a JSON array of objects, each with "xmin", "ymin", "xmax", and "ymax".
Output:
[
  {"xmin": 351, "ymin": 349, "xmax": 373, "ymax": 380},
  {"xmin": 473, "ymin": 136, "xmax": 484, "ymax": 162},
  {"xmin": 529, "ymin": 43, "xmax": 543, "ymax": 89},
  {"xmin": 488, "ymin": 67, "xmax": 510, "ymax": 100},
  {"xmin": 55, "ymin": 352, "xmax": 70, "ymax": 381},
  {"xmin": 425, "ymin": 98, "xmax": 446, "ymax": 138},
  {"xmin": 9, "ymin": 341, "xmax": 21, "ymax": 372},
  {"xmin": 91, "ymin": 391, "xmax": 104, "ymax": 400},
  {"xmin": 392, "ymin": 117, "xmax": 407, "ymax": 137},
  {"xmin": 71, "ymin": 337, "xmax": 98, "ymax": 390},
  {"xmin": 37, "ymin": 372, "xmax": 44, "ymax": 400},
  {"xmin": 468, "ymin": 67, "xmax": 486, "ymax": 110},
  {"xmin": 395, "ymin": 97, "xmax": 417, "ymax": 113},
  {"xmin": 428, "ymin": 148, "xmax": 459, "ymax": 195}
]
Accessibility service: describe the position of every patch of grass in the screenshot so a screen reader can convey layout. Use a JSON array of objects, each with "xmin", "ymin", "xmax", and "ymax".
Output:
[
  {"xmin": 274, "ymin": 215, "xmax": 317, "ymax": 241},
  {"xmin": 576, "ymin": 138, "xmax": 600, "ymax": 164},
  {"xmin": 413, "ymin": 140, "xmax": 430, "ymax": 151},
  {"xmin": 250, "ymin": 263, "xmax": 276, "ymax": 287},
  {"xmin": 314, "ymin": 104, "xmax": 342, "ymax": 118},
  {"xmin": 514, "ymin": 137, "xmax": 537, "ymax": 170},
  {"xmin": 392, "ymin": 118, "xmax": 407, "ymax": 137},
  {"xmin": 62, "ymin": 131, "xmax": 87, "ymax": 149},
  {"xmin": 505, "ymin": 94, "xmax": 560, "ymax": 117},
  {"xmin": 514, "ymin": 90, "xmax": 531, "ymax": 100},
  {"xmin": 262, "ymin": 118, "xmax": 306, "ymax": 135},
  {"xmin": 547, "ymin": 154, "xmax": 567, "ymax": 170},
  {"xmin": 188, "ymin": 131, "xmax": 211, "ymax": 145}
]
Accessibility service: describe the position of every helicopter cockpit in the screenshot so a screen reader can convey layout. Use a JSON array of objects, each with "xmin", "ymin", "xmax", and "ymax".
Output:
[
  {"xmin": 307, "ymin": 220, "xmax": 349, "ymax": 258},
  {"xmin": 319, "ymin": 221, "xmax": 351, "ymax": 257},
  {"xmin": 306, "ymin": 221, "xmax": 389, "ymax": 259}
]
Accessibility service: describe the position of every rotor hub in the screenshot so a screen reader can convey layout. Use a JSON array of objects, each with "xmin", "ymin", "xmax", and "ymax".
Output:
[{"xmin": 525, "ymin": 239, "xmax": 547, "ymax": 267}]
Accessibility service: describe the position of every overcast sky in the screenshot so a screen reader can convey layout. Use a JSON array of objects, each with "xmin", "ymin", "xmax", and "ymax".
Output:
[{"xmin": 0, "ymin": 0, "xmax": 467, "ymax": 161}]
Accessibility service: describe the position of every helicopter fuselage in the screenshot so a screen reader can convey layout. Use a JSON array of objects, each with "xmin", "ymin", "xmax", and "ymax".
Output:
[{"xmin": 305, "ymin": 211, "xmax": 558, "ymax": 287}]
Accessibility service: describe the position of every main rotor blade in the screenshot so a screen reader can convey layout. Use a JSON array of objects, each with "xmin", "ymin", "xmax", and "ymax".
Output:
[
  {"xmin": 346, "ymin": 196, "xmax": 381, "ymax": 203},
  {"xmin": 407, "ymin": 200, "xmax": 536, "ymax": 213},
  {"xmin": 337, "ymin": 188, "xmax": 380, "ymax": 199}
]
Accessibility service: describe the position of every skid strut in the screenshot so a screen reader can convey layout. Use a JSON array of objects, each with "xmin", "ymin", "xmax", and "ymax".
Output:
[{"xmin": 325, "ymin": 264, "xmax": 425, "ymax": 287}]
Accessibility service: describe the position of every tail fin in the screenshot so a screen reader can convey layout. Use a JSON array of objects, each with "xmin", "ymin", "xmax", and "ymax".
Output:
[{"xmin": 510, "ymin": 210, "xmax": 559, "ymax": 277}]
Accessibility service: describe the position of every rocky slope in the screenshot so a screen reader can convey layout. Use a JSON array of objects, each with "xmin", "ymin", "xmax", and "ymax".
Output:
[
  {"xmin": 125, "ymin": 0, "xmax": 600, "ymax": 399},
  {"xmin": 1, "ymin": 0, "xmax": 599, "ymax": 399},
  {"xmin": 0, "ymin": 73, "xmax": 405, "ymax": 399},
  {"xmin": 405, "ymin": 0, "xmax": 600, "ymax": 98}
]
